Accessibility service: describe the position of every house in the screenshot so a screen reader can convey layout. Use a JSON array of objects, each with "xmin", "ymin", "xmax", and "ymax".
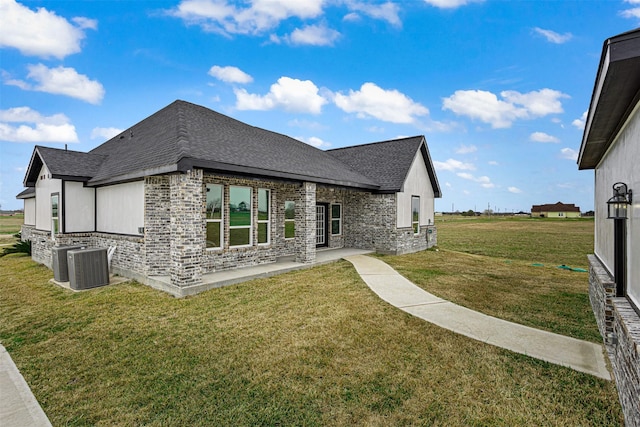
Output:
[
  {"xmin": 17, "ymin": 100, "xmax": 441, "ymax": 297},
  {"xmin": 530, "ymin": 202, "xmax": 581, "ymax": 218},
  {"xmin": 578, "ymin": 28, "xmax": 640, "ymax": 427}
]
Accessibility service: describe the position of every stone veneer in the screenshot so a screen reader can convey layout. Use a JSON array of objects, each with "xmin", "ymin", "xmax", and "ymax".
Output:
[
  {"xmin": 588, "ymin": 254, "xmax": 640, "ymax": 427},
  {"xmin": 23, "ymin": 170, "xmax": 438, "ymax": 297}
]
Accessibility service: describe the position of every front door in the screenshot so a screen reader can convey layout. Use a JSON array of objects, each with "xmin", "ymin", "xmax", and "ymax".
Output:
[{"xmin": 316, "ymin": 204, "xmax": 328, "ymax": 247}]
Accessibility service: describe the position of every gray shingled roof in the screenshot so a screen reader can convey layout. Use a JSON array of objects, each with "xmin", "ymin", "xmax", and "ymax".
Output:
[
  {"xmin": 23, "ymin": 146, "xmax": 106, "ymax": 186},
  {"xmin": 327, "ymin": 136, "xmax": 441, "ymax": 196},
  {"xmin": 16, "ymin": 187, "xmax": 35, "ymax": 199},
  {"xmin": 87, "ymin": 100, "xmax": 378, "ymax": 189},
  {"xmin": 19, "ymin": 100, "xmax": 442, "ymax": 197}
]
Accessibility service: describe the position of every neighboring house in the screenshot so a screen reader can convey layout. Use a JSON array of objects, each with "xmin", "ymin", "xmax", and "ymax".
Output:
[
  {"xmin": 578, "ymin": 28, "xmax": 640, "ymax": 427},
  {"xmin": 530, "ymin": 202, "xmax": 581, "ymax": 218},
  {"xmin": 17, "ymin": 100, "xmax": 441, "ymax": 297}
]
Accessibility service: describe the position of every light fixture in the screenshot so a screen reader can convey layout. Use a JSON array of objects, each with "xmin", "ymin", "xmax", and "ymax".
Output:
[{"xmin": 607, "ymin": 182, "xmax": 633, "ymax": 220}]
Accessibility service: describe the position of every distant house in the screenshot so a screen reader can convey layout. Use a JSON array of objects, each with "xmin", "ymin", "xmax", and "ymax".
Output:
[
  {"xmin": 578, "ymin": 28, "xmax": 640, "ymax": 426},
  {"xmin": 530, "ymin": 202, "xmax": 581, "ymax": 218},
  {"xmin": 16, "ymin": 100, "xmax": 441, "ymax": 297}
]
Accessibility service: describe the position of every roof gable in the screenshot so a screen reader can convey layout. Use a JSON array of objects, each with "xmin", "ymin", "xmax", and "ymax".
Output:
[
  {"xmin": 23, "ymin": 146, "xmax": 106, "ymax": 187},
  {"xmin": 327, "ymin": 136, "xmax": 442, "ymax": 196}
]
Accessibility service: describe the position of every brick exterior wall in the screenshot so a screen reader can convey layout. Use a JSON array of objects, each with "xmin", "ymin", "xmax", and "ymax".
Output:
[
  {"xmin": 24, "ymin": 170, "xmax": 438, "ymax": 295},
  {"xmin": 20, "ymin": 224, "xmax": 35, "ymax": 242},
  {"xmin": 169, "ymin": 170, "xmax": 203, "ymax": 288},
  {"xmin": 295, "ymin": 182, "xmax": 316, "ymax": 263},
  {"xmin": 588, "ymin": 254, "xmax": 640, "ymax": 427},
  {"xmin": 144, "ymin": 176, "xmax": 170, "ymax": 276}
]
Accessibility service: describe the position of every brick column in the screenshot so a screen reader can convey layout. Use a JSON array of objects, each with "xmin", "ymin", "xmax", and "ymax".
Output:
[
  {"xmin": 144, "ymin": 176, "xmax": 170, "ymax": 276},
  {"xmin": 169, "ymin": 169, "xmax": 203, "ymax": 288},
  {"xmin": 295, "ymin": 182, "xmax": 316, "ymax": 264}
]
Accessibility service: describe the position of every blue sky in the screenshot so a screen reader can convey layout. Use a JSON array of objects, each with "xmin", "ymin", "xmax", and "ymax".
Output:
[{"xmin": 1, "ymin": 0, "xmax": 639, "ymax": 213}]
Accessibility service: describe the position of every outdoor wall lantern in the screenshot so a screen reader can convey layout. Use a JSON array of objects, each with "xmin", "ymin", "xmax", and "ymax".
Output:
[
  {"xmin": 607, "ymin": 182, "xmax": 633, "ymax": 219},
  {"xmin": 607, "ymin": 182, "xmax": 632, "ymax": 297}
]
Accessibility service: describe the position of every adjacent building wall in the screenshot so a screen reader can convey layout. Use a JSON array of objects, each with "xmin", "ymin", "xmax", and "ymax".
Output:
[
  {"xmin": 96, "ymin": 181, "xmax": 144, "ymax": 235},
  {"xmin": 594, "ymin": 103, "xmax": 640, "ymax": 307},
  {"xmin": 589, "ymin": 102, "xmax": 640, "ymax": 427}
]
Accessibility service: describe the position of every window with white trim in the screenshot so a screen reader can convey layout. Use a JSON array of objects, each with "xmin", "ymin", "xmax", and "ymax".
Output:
[
  {"xmin": 331, "ymin": 203, "xmax": 342, "ymax": 235},
  {"xmin": 206, "ymin": 184, "xmax": 223, "ymax": 249},
  {"xmin": 284, "ymin": 201, "xmax": 295, "ymax": 239},
  {"xmin": 258, "ymin": 189, "xmax": 270, "ymax": 245},
  {"xmin": 411, "ymin": 196, "xmax": 420, "ymax": 235},
  {"xmin": 229, "ymin": 186, "xmax": 252, "ymax": 247},
  {"xmin": 51, "ymin": 193, "xmax": 59, "ymax": 237}
]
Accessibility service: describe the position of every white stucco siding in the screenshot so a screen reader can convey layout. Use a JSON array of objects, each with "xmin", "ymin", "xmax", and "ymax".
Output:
[
  {"xmin": 64, "ymin": 181, "xmax": 95, "ymax": 232},
  {"xmin": 397, "ymin": 151, "xmax": 435, "ymax": 228},
  {"xmin": 96, "ymin": 181, "xmax": 144, "ymax": 235},
  {"xmin": 595, "ymin": 103, "xmax": 640, "ymax": 307},
  {"xmin": 35, "ymin": 165, "xmax": 62, "ymax": 231},
  {"xmin": 23, "ymin": 198, "xmax": 35, "ymax": 225}
]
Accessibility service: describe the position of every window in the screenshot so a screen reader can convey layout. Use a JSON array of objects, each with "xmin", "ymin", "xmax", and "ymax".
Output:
[
  {"xmin": 206, "ymin": 184, "xmax": 223, "ymax": 249},
  {"xmin": 331, "ymin": 204, "xmax": 342, "ymax": 235},
  {"xmin": 258, "ymin": 189, "xmax": 270, "ymax": 244},
  {"xmin": 284, "ymin": 201, "xmax": 295, "ymax": 239},
  {"xmin": 411, "ymin": 196, "xmax": 420, "ymax": 235},
  {"xmin": 229, "ymin": 186, "xmax": 252, "ymax": 247},
  {"xmin": 51, "ymin": 193, "xmax": 59, "ymax": 237}
]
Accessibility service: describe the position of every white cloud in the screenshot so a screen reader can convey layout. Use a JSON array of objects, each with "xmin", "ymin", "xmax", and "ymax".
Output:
[
  {"xmin": 169, "ymin": 0, "xmax": 324, "ymax": 35},
  {"xmin": 622, "ymin": 1, "xmax": 640, "ymax": 19},
  {"xmin": 488, "ymin": 160, "xmax": 499, "ymax": 166},
  {"xmin": 286, "ymin": 23, "xmax": 340, "ymax": 46},
  {"xmin": 442, "ymin": 88, "xmax": 568, "ymax": 128},
  {"xmin": 234, "ymin": 76, "xmax": 327, "ymax": 114},
  {"xmin": 423, "ymin": 0, "xmax": 484, "ymax": 9},
  {"xmin": 345, "ymin": 1, "xmax": 401, "ymax": 26},
  {"xmin": 508, "ymin": 186, "xmax": 522, "ymax": 194},
  {"xmin": 208, "ymin": 65, "xmax": 253, "ymax": 83},
  {"xmin": 457, "ymin": 172, "xmax": 494, "ymax": 188},
  {"xmin": 334, "ymin": 82, "xmax": 429, "ymax": 124},
  {"xmin": 434, "ymin": 158, "xmax": 475, "ymax": 172},
  {"xmin": 91, "ymin": 127, "xmax": 123, "ymax": 140},
  {"xmin": 560, "ymin": 147, "xmax": 578, "ymax": 161},
  {"xmin": 72, "ymin": 16, "xmax": 98, "ymax": 30},
  {"xmin": 533, "ymin": 27, "xmax": 573, "ymax": 44},
  {"xmin": 296, "ymin": 135, "xmax": 331, "ymax": 148},
  {"xmin": 0, "ymin": 106, "xmax": 78, "ymax": 143},
  {"xmin": 455, "ymin": 144, "xmax": 477, "ymax": 154},
  {"xmin": 8, "ymin": 64, "xmax": 105, "ymax": 104},
  {"xmin": 572, "ymin": 110, "xmax": 587, "ymax": 129},
  {"xmin": 530, "ymin": 131, "xmax": 560, "ymax": 143},
  {"xmin": 0, "ymin": 0, "xmax": 95, "ymax": 59}
]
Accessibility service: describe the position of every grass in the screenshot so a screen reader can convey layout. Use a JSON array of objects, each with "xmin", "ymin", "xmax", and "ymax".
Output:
[
  {"xmin": 382, "ymin": 216, "xmax": 599, "ymax": 342},
  {"xmin": 0, "ymin": 213, "xmax": 23, "ymax": 235},
  {"xmin": 0, "ymin": 249, "xmax": 622, "ymax": 425}
]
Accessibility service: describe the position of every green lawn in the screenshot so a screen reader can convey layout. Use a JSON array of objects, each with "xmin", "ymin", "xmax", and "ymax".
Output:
[
  {"xmin": 0, "ymin": 215, "xmax": 623, "ymax": 425},
  {"xmin": 0, "ymin": 214, "xmax": 23, "ymax": 235}
]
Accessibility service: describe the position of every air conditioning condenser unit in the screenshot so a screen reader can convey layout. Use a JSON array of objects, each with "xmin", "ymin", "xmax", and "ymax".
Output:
[
  {"xmin": 67, "ymin": 248, "xmax": 110, "ymax": 290},
  {"xmin": 52, "ymin": 245, "xmax": 85, "ymax": 282}
]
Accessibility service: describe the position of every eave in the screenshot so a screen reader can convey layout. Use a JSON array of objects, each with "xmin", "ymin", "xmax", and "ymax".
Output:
[{"xmin": 578, "ymin": 28, "xmax": 640, "ymax": 170}]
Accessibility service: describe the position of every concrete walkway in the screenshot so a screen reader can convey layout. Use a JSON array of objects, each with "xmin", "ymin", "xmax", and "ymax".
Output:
[
  {"xmin": 344, "ymin": 254, "xmax": 611, "ymax": 380},
  {"xmin": 0, "ymin": 345, "xmax": 52, "ymax": 427}
]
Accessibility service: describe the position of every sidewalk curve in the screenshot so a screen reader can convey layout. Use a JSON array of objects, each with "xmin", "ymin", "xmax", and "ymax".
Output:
[
  {"xmin": 344, "ymin": 254, "xmax": 610, "ymax": 380},
  {"xmin": 0, "ymin": 344, "xmax": 52, "ymax": 426}
]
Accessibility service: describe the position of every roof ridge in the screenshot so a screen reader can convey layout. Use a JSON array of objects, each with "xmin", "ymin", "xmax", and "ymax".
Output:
[
  {"xmin": 327, "ymin": 135, "xmax": 423, "ymax": 152},
  {"xmin": 175, "ymin": 101, "xmax": 190, "ymax": 162}
]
